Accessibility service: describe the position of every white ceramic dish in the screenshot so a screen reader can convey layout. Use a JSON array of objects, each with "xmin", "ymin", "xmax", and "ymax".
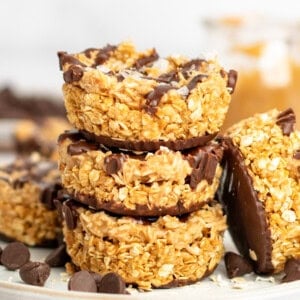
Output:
[{"xmin": 1, "ymin": 139, "xmax": 300, "ymax": 299}]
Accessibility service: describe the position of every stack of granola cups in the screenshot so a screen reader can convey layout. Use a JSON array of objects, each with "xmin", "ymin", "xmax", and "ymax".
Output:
[{"xmin": 57, "ymin": 42, "xmax": 236, "ymax": 290}]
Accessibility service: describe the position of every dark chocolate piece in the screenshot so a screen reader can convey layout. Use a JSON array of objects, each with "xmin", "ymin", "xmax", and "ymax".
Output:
[
  {"xmin": 63, "ymin": 65, "xmax": 84, "ymax": 83},
  {"xmin": 224, "ymin": 252, "xmax": 253, "ymax": 278},
  {"xmin": 1, "ymin": 242, "xmax": 30, "ymax": 270},
  {"xmin": 92, "ymin": 45, "xmax": 117, "ymax": 67},
  {"xmin": 19, "ymin": 262, "xmax": 50, "ymax": 286},
  {"xmin": 181, "ymin": 59, "xmax": 206, "ymax": 79},
  {"xmin": 67, "ymin": 140, "xmax": 98, "ymax": 155},
  {"xmin": 62, "ymin": 201, "xmax": 78, "ymax": 230},
  {"xmin": 227, "ymin": 69, "xmax": 238, "ymax": 94},
  {"xmin": 57, "ymin": 52, "xmax": 87, "ymax": 70},
  {"xmin": 82, "ymin": 48, "xmax": 98, "ymax": 58},
  {"xmin": 218, "ymin": 138, "xmax": 273, "ymax": 274},
  {"xmin": 97, "ymin": 272, "xmax": 126, "ymax": 294},
  {"xmin": 69, "ymin": 191, "xmax": 212, "ymax": 217},
  {"xmin": 186, "ymin": 74, "xmax": 208, "ymax": 92},
  {"xmin": 134, "ymin": 49, "xmax": 159, "ymax": 69},
  {"xmin": 68, "ymin": 270, "xmax": 98, "ymax": 293},
  {"xmin": 81, "ymin": 129, "xmax": 217, "ymax": 152},
  {"xmin": 144, "ymin": 84, "xmax": 174, "ymax": 114},
  {"xmin": 58, "ymin": 130, "xmax": 84, "ymax": 144},
  {"xmin": 282, "ymin": 258, "xmax": 300, "ymax": 283},
  {"xmin": 90, "ymin": 272, "xmax": 103, "ymax": 292},
  {"xmin": 276, "ymin": 108, "xmax": 296, "ymax": 136},
  {"xmin": 104, "ymin": 154, "xmax": 124, "ymax": 175},
  {"xmin": 45, "ymin": 243, "xmax": 70, "ymax": 267},
  {"xmin": 39, "ymin": 183, "xmax": 61, "ymax": 210}
]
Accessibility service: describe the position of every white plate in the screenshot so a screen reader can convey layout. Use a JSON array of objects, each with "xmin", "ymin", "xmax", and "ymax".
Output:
[
  {"xmin": 1, "ymin": 133, "xmax": 300, "ymax": 299},
  {"xmin": 1, "ymin": 233, "xmax": 300, "ymax": 300}
]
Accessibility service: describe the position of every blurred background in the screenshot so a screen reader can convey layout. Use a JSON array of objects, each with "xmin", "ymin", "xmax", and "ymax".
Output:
[{"xmin": 0, "ymin": 0, "xmax": 300, "ymax": 133}]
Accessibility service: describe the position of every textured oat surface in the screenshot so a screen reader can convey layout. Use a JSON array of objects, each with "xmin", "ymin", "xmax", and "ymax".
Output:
[
  {"xmin": 63, "ymin": 202, "xmax": 226, "ymax": 290},
  {"xmin": 58, "ymin": 136, "xmax": 222, "ymax": 215},
  {"xmin": 226, "ymin": 109, "xmax": 300, "ymax": 272},
  {"xmin": 0, "ymin": 153, "xmax": 61, "ymax": 246},
  {"xmin": 14, "ymin": 117, "xmax": 70, "ymax": 159},
  {"xmin": 60, "ymin": 41, "xmax": 233, "ymax": 142}
]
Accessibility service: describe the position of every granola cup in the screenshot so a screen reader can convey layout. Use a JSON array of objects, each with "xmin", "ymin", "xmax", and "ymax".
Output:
[
  {"xmin": 14, "ymin": 117, "xmax": 70, "ymax": 160},
  {"xmin": 61, "ymin": 200, "xmax": 226, "ymax": 290},
  {"xmin": 0, "ymin": 153, "xmax": 62, "ymax": 246},
  {"xmin": 219, "ymin": 108, "xmax": 300, "ymax": 274},
  {"xmin": 58, "ymin": 130, "xmax": 223, "ymax": 216},
  {"xmin": 58, "ymin": 41, "xmax": 236, "ymax": 151}
]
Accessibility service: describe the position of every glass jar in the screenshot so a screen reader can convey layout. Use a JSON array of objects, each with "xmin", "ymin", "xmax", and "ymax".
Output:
[{"xmin": 204, "ymin": 15, "xmax": 300, "ymax": 130}]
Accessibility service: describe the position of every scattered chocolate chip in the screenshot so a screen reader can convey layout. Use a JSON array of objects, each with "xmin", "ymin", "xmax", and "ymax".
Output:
[
  {"xmin": 224, "ymin": 252, "xmax": 253, "ymax": 279},
  {"xmin": 1, "ymin": 242, "xmax": 30, "ymax": 270},
  {"xmin": 134, "ymin": 49, "xmax": 159, "ymax": 69},
  {"xmin": 181, "ymin": 59, "xmax": 206, "ymax": 79},
  {"xmin": 45, "ymin": 244, "xmax": 70, "ymax": 267},
  {"xmin": 227, "ymin": 69, "xmax": 238, "ymax": 94},
  {"xmin": 67, "ymin": 140, "xmax": 98, "ymax": 155},
  {"xmin": 98, "ymin": 272, "xmax": 126, "ymax": 294},
  {"xmin": 186, "ymin": 74, "xmax": 208, "ymax": 92},
  {"xmin": 90, "ymin": 272, "xmax": 103, "ymax": 291},
  {"xmin": 276, "ymin": 108, "xmax": 296, "ymax": 136},
  {"xmin": 63, "ymin": 65, "xmax": 84, "ymax": 83},
  {"xmin": 282, "ymin": 258, "xmax": 300, "ymax": 283},
  {"xmin": 293, "ymin": 150, "xmax": 300, "ymax": 160},
  {"xmin": 104, "ymin": 154, "xmax": 124, "ymax": 175},
  {"xmin": 144, "ymin": 84, "xmax": 174, "ymax": 114},
  {"xmin": 68, "ymin": 270, "xmax": 98, "ymax": 293},
  {"xmin": 62, "ymin": 201, "xmax": 78, "ymax": 230},
  {"xmin": 19, "ymin": 262, "xmax": 50, "ymax": 286}
]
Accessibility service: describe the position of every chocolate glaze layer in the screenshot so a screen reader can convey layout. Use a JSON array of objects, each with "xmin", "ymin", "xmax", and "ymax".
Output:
[
  {"xmin": 80, "ymin": 130, "xmax": 218, "ymax": 152},
  {"xmin": 218, "ymin": 138, "xmax": 273, "ymax": 274}
]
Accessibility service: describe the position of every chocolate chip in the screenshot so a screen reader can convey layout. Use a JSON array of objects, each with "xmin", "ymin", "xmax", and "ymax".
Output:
[
  {"xmin": 134, "ymin": 49, "xmax": 159, "ymax": 69},
  {"xmin": 45, "ymin": 244, "xmax": 70, "ymax": 267},
  {"xmin": 90, "ymin": 272, "xmax": 103, "ymax": 291},
  {"xmin": 62, "ymin": 201, "xmax": 78, "ymax": 230},
  {"xmin": 276, "ymin": 108, "xmax": 296, "ymax": 136},
  {"xmin": 98, "ymin": 272, "xmax": 126, "ymax": 294},
  {"xmin": 63, "ymin": 65, "xmax": 84, "ymax": 83},
  {"xmin": 144, "ymin": 84, "xmax": 174, "ymax": 114},
  {"xmin": 282, "ymin": 258, "xmax": 300, "ymax": 283},
  {"xmin": 67, "ymin": 140, "xmax": 98, "ymax": 155},
  {"xmin": 227, "ymin": 69, "xmax": 238, "ymax": 94},
  {"xmin": 293, "ymin": 150, "xmax": 300, "ymax": 160},
  {"xmin": 19, "ymin": 262, "xmax": 50, "ymax": 286},
  {"xmin": 186, "ymin": 74, "xmax": 208, "ymax": 92},
  {"xmin": 68, "ymin": 270, "xmax": 98, "ymax": 293},
  {"xmin": 104, "ymin": 154, "xmax": 124, "ymax": 175},
  {"xmin": 1, "ymin": 242, "xmax": 30, "ymax": 270},
  {"xmin": 57, "ymin": 52, "xmax": 87, "ymax": 70},
  {"xmin": 40, "ymin": 183, "xmax": 61, "ymax": 210},
  {"xmin": 224, "ymin": 252, "xmax": 253, "ymax": 279}
]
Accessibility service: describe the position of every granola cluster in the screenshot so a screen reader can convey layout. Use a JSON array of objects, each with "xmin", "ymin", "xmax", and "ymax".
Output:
[
  {"xmin": 59, "ymin": 41, "xmax": 234, "ymax": 143},
  {"xmin": 62, "ymin": 203, "xmax": 226, "ymax": 290}
]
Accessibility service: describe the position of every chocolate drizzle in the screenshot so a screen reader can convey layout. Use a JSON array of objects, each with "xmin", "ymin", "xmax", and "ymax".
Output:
[
  {"xmin": 57, "ymin": 52, "xmax": 87, "ymax": 71},
  {"xmin": 62, "ymin": 200, "xmax": 79, "ymax": 230},
  {"xmin": 91, "ymin": 45, "xmax": 117, "ymax": 67},
  {"xmin": 186, "ymin": 74, "xmax": 208, "ymax": 92},
  {"xmin": 144, "ymin": 84, "xmax": 174, "ymax": 114},
  {"xmin": 181, "ymin": 59, "xmax": 206, "ymax": 79},
  {"xmin": 157, "ymin": 70, "xmax": 179, "ymax": 83},
  {"xmin": 276, "ymin": 108, "xmax": 296, "ymax": 136},
  {"xmin": 134, "ymin": 49, "xmax": 159, "ymax": 69},
  {"xmin": 218, "ymin": 138, "xmax": 273, "ymax": 274},
  {"xmin": 58, "ymin": 130, "xmax": 84, "ymax": 144}
]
